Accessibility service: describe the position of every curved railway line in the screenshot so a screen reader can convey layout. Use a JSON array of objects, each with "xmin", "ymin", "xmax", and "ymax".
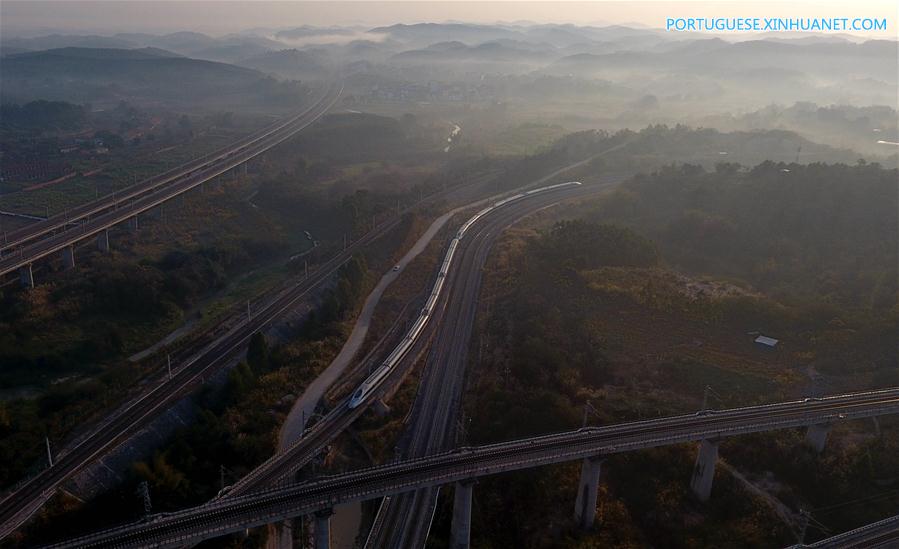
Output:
[
  {"xmin": 39, "ymin": 184, "xmax": 899, "ymax": 549},
  {"xmin": 219, "ymin": 182, "xmax": 589, "ymax": 499},
  {"xmin": 0, "ymin": 201, "xmax": 387, "ymax": 539},
  {"xmin": 367, "ymin": 182, "xmax": 597, "ymax": 547}
]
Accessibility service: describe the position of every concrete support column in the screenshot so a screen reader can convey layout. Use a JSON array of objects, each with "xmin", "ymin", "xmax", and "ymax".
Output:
[
  {"xmin": 97, "ymin": 230, "xmax": 110, "ymax": 252},
  {"xmin": 314, "ymin": 508, "xmax": 333, "ymax": 549},
  {"xmin": 451, "ymin": 480, "xmax": 474, "ymax": 549},
  {"xmin": 574, "ymin": 457, "xmax": 603, "ymax": 529},
  {"xmin": 61, "ymin": 245, "xmax": 75, "ymax": 270},
  {"xmin": 128, "ymin": 216, "xmax": 139, "ymax": 232},
  {"xmin": 806, "ymin": 423, "xmax": 830, "ymax": 454},
  {"xmin": 690, "ymin": 439, "xmax": 719, "ymax": 502},
  {"xmin": 19, "ymin": 264, "xmax": 34, "ymax": 288},
  {"xmin": 242, "ymin": 162, "xmax": 249, "ymax": 175}
]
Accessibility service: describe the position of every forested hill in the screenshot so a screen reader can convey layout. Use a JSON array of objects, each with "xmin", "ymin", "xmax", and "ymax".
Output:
[
  {"xmin": 1, "ymin": 47, "xmax": 307, "ymax": 108},
  {"xmin": 589, "ymin": 160, "xmax": 898, "ymax": 311}
]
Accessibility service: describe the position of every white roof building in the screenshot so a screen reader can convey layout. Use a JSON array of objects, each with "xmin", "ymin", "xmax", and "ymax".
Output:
[{"xmin": 754, "ymin": 335, "xmax": 779, "ymax": 348}]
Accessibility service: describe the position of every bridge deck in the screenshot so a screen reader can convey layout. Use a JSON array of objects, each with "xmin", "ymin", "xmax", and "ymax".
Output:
[{"xmin": 48, "ymin": 388, "xmax": 899, "ymax": 548}]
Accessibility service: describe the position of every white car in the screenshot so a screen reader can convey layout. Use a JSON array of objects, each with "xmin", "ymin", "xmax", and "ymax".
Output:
[{"xmin": 393, "ymin": 265, "xmax": 400, "ymax": 272}]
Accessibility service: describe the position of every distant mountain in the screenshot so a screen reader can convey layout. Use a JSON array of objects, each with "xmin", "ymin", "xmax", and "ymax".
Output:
[
  {"xmin": 0, "ymin": 31, "xmax": 291, "ymax": 65},
  {"xmin": 370, "ymin": 23, "xmax": 524, "ymax": 47},
  {"xmin": 3, "ymin": 24, "xmax": 894, "ymax": 115},
  {"xmin": 652, "ymin": 38, "xmax": 729, "ymax": 55},
  {"xmin": 392, "ymin": 40, "xmax": 555, "ymax": 65},
  {"xmin": 0, "ymin": 46, "xmax": 31, "ymax": 57},
  {"xmin": 145, "ymin": 32, "xmax": 286, "ymax": 63},
  {"xmin": 276, "ymin": 26, "xmax": 358, "ymax": 40},
  {"xmin": 519, "ymin": 25, "xmax": 594, "ymax": 46},
  {"xmin": 546, "ymin": 39, "xmax": 897, "ymax": 78},
  {"xmin": 1, "ymin": 47, "xmax": 288, "ymax": 107},
  {"xmin": 189, "ymin": 43, "xmax": 270, "ymax": 63},
  {"xmin": 341, "ymin": 40, "xmax": 394, "ymax": 62},
  {"xmin": 145, "ymin": 31, "xmax": 216, "ymax": 51},
  {"xmin": 8, "ymin": 46, "xmax": 181, "ymax": 60},
  {"xmin": 370, "ymin": 22, "xmax": 672, "ymax": 50},
  {"xmin": 1, "ymin": 33, "xmax": 138, "ymax": 52},
  {"xmin": 238, "ymin": 48, "xmax": 330, "ymax": 77}
]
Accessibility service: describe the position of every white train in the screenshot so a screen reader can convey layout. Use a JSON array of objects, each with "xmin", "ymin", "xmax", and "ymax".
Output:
[{"xmin": 347, "ymin": 181, "xmax": 581, "ymax": 408}]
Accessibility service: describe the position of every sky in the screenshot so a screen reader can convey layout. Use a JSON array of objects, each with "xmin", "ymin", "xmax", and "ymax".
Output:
[{"xmin": 2, "ymin": 0, "xmax": 897, "ymax": 37}]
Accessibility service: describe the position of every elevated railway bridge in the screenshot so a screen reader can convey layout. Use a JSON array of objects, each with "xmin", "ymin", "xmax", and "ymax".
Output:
[
  {"xmin": 0, "ymin": 81, "xmax": 343, "ymax": 287},
  {"xmin": 47, "ymin": 387, "xmax": 899, "ymax": 548}
]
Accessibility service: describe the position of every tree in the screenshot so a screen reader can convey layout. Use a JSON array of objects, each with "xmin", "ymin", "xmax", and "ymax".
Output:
[
  {"xmin": 133, "ymin": 451, "xmax": 190, "ymax": 509},
  {"xmin": 246, "ymin": 332, "xmax": 269, "ymax": 373},
  {"xmin": 536, "ymin": 220, "xmax": 659, "ymax": 270},
  {"xmin": 224, "ymin": 362, "xmax": 255, "ymax": 404}
]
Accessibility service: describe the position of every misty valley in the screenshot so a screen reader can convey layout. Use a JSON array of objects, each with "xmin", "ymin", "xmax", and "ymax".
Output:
[{"xmin": 0, "ymin": 5, "xmax": 896, "ymax": 549}]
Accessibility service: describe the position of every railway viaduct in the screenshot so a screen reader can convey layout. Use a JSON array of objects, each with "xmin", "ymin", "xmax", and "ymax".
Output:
[
  {"xmin": 48, "ymin": 387, "xmax": 899, "ymax": 548},
  {"xmin": 0, "ymin": 81, "xmax": 342, "ymax": 288}
]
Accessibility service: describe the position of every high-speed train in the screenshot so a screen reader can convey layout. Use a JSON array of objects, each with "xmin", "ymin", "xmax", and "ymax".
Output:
[{"xmin": 347, "ymin": 181, "xmax": 581, "ymax": 408}]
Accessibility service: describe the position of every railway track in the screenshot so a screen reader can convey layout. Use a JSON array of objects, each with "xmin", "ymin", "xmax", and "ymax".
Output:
[
  {"xmin": 0, "ymin": 166, "xmax": 504, "ymax": 539},
  {"xmin": 0, "ymin": 81, "xmax": 343, "ymax": 279},
  {"xmin": 0, "ymin": 188, "xmax": 390, "ymax": 540},
  {"xmin": 369, "ymin": 183, "xmax": 602, "ymax": 547},
  {"xmin": 799, "ymin": 513, "xmax": 899, "ymax": 548},
  {"xmin": 221, "ymin": 184, "xmax": 595, "ymax": 503},
  {"xmin": 47, "ymin": 388, "xmax": 899, "ymax": 547}
]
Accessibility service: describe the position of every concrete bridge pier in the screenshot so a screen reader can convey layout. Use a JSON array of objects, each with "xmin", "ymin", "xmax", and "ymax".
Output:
[
  {"xmin": 806, "ymin": 423, "xmax": 830, "ymax": 453},
  {"xmin": 574, "ymin": 456, "xmax": 603, "ymax": 529},
  {"xmin": 19, "ymin": 264, "xmax": 34, "ymax": 288},
  {"xmin": 690, "ymin": 439, "xmax": 719, "ymax": 502},
  {"xmin": 97, "ymin": 230, "xmax": 110, "ymax": 252},
  {"xmin": 128, "ymin": 216, "xmax": 139, "ymax": 232},
  {"xmin": 451, "ymin": 480, "xmax": 475, "ymax": 549},
  {"xmin": 241, "ymin": 162, "xmax": 249, "ymax": 175},
  {"xmin": 61, "ymin": 245, "xmax": 75, "ymax": 270},
  {"xmin": 313, "ymin": 508, "xmax": 333, "ymax": 549}
]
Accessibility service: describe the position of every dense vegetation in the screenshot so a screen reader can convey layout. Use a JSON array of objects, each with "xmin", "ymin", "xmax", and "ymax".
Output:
[
  {"xmin": 485, "ymin": 124, "xmax": 866, "ymax": 199},
  {"xmin": 0, "ymin": 237, "xmax": 282, "ymax": 487},
  {"xmin": 440, "ymin": 160, "xmax": 898, "ymax": 547},
  {"xmin": 0, "ymin": 109, "xmax": 461, "ymax": 496},
  {"xmin": 596, "ymin": 162, "xmax": 896, "ymax": 305},
  {"xmin": 3, "ymin": 114, "xmax": 895, "ymax": 545},
  {"xmin": 439, "ymin": 221, "xmax": 793, "ymax": 547},
  {"xmin": 0, "ymin": 101, "xmax": 87, "ymax": 131},
  {"xmin": 701, "ymin": 102, "xmax": 899, "ymax": 157},
  {"xmin": 1, "ymin": 48, "xmax": 309, "ymax": 109},
  {"xmin": 0, "ymin": 238, "xmax": 278, "ymax": 383},
  {"xmin": 22, "ymin": 256, "xmax": 372, "ymax": 545},
  {"xmin": 586, "ymin": 161, "xmax": 897, "ymax": 375}
]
